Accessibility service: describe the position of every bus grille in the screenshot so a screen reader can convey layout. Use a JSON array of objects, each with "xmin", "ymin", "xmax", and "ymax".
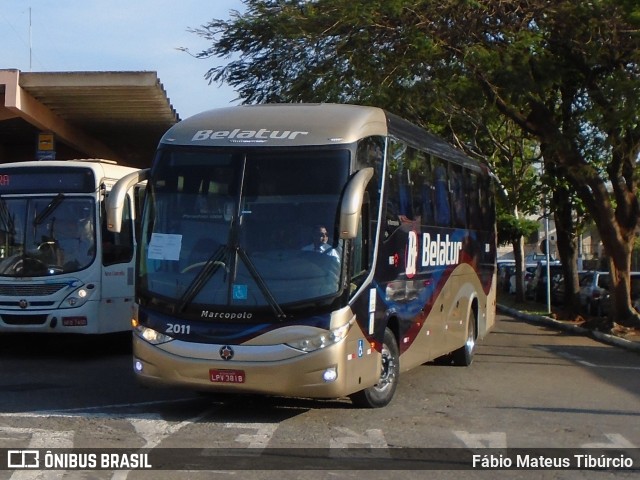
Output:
[
  {"xmin": 1, "ymin": 314, "xmax": 48, "ymax": 325},
  {"xmin": 0, "ymin": 284, "xmax": 67, "ymax": 296}
]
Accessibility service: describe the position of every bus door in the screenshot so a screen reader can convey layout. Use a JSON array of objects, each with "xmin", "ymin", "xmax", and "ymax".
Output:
[{"xmin": 100, "ymin": 193, "xmax": 136, "ymax": 332}]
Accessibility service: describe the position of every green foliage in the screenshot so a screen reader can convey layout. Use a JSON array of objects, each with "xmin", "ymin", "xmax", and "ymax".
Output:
[
  {"xmin": 184, "ymin": 0, "xmax": 640, "ymax": 327},
  {"xmin": 187, "ymin": 0, "xmax": 640, "ymax": 251},
  {"xmin": 497, "ymin": 213, "xmax": 539, "ymax": 247}
]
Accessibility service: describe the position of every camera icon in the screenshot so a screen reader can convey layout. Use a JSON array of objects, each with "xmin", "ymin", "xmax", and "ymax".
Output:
[{"xmin": 7, "ymin": 450, "xmax": 40, "ymax": 469}]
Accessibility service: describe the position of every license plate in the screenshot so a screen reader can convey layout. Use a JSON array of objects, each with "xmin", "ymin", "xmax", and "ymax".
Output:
[{"xmin": 209, "ymin": 369, "xmax": 245, "ymax": 383}]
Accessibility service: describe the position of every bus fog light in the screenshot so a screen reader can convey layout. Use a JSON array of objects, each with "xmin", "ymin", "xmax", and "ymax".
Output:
[
  {"xmin": 133, "ymin": 359, "xmax": 144, "ymax": 372},
  {"xmin": 323, "ymin": 367, "xmax": 338, "ymax": 383}
]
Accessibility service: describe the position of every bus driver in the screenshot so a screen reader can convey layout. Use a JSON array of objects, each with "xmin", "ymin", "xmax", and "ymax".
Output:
[{"xmin": 302, "ymin": 225, "xmax": 340, "ymax": 260}]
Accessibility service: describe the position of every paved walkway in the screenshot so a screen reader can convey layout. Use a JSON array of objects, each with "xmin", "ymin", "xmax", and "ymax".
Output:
[{"xmin": 498, "ymin": 304, "xmax": 640, "ymax": 354}]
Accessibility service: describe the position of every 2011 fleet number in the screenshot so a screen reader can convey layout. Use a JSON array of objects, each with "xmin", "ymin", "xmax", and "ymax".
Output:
[{"xmin": 166, "ymin": 323, "xmax": 191, "ymax": 335}]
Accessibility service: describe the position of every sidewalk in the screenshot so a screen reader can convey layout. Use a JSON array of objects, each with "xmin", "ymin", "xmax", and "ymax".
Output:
[{"xmin": 497, "ymin": 303, "xmax": 640, "ymax": 354}]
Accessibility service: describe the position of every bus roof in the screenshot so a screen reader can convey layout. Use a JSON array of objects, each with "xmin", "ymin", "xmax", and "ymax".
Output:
[
  {"xmin": 0, "ymin": 159, "xmax": 139, "ymax": 182},
  {"xmin": 160, "ymin": 103, "xmax": 481, "ymax": 170},
  {"xmin": 160, "ymin": 104, "xmax": 388, "ymax": 148}
]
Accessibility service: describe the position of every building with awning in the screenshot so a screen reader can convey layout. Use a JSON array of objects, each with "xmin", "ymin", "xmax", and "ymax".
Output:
[{"xmin": 0, "ymin": 69, "xmax": 179, "ymax": 169}]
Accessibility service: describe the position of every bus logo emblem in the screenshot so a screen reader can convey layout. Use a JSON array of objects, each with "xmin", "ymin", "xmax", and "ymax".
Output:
[
  {"xmin": 219, "ymin": 345, "xmax": 234, "ymax": 361},
  {"xmin": 19, "ymin": 299, "xmax": 28, "ymax": 309}
]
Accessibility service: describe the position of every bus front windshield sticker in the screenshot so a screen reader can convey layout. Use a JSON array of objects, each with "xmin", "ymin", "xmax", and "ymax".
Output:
[{"xmin": 148, "ymin": 233, "xmax": 182, "ymax": 261}]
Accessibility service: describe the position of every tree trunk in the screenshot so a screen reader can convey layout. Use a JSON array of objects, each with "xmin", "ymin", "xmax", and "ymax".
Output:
[
  {"xmin": 523, "ymin": 105, "xmax": 640, "ymax": 330},
  {"xmin": 552, "ymin": 183, "xmax": 581, "ymax": 316},
  {"xmin": 601, "ymin": 223, "xmax": 637, "ymax": 329}
]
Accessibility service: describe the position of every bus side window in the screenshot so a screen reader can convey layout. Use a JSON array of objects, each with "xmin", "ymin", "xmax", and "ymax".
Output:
[
  {"xmin": 433, "ymin": 159, "xmax": 451, "ymax": 227},
  {"xmin": 450, "ymin": 164, "xmax": 467, "ymax": 228},
  {"xmin": 415, "ymin": 153, "xmax": 434, "ymax": 225},
  {"xmin": 385, "ymin": 138, "xmax": 416, "ymax": 237},
  {"xmin": 356, "ymin": 136, "xmax": 384, "ymax": 266},
  {"xmin": 102, "ymin": 195, "xmax": 134, "ymax": 266},
  {"xmin": 482, "ymin": 174, "xmax": 496, "ymax": 231},
  {"xmin": 467, "ymin": 172, "xmax": 481, "ymax": 230}
]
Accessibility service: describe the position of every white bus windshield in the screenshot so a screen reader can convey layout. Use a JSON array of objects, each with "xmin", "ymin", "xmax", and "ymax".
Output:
[
  {"xmin": 140, "ymin": 147, "xmax": 351, "ymax": 314},
  {"xmin": 0, "ymin": 196, "xmax": 96, "ymax": 276}
]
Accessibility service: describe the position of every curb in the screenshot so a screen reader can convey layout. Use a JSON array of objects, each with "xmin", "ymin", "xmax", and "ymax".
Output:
[{"xmin": 497, "ymin": 304, "xmax": 640, "ymax": 353}]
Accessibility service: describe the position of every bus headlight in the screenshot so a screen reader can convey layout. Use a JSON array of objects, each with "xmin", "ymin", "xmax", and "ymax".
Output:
[
  {"xmin": 286, "ymin": 322, "xmax": 351, "ymax": 353},
  {"xmin": 60, "ymin": 284, "xmax": 96, "ymax": 308},
  {"xmin": 134, "ymin": 324, "xmax": 174, "ymax": 345}
]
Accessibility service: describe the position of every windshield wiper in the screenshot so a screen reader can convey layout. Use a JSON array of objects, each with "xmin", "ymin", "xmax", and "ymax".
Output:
[
  {"xmin": 34, "ymin": 193, "xmax": 65, "ymax": 226},
  {"xmin": 176, "ymin": 243, "xmax": 286, "ymax": 320},
  {"xmin": 236, "ymin": 247, "xmax": 286, "ymax": 320},
  {"xmin": 177, "ymin": 245, "xmax": 227, "ymax": 313}
]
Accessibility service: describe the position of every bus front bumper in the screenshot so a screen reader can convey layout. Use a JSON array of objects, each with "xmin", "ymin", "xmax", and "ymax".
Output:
[{"xmin": 131, "ymin": 332, "xmax": 380, "ymax": 400}]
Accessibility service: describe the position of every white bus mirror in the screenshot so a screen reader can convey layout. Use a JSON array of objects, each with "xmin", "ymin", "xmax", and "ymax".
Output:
[
  {"xmin": 107, "ymin": 169, "xmax": 150, "ymax": 233},
  {"xmin": 339, "ymin": 168, "xmax": 373, "ymax": 239}
]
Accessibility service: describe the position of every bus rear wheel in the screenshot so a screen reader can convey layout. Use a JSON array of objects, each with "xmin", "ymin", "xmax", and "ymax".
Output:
[
  {"xmin": 350, "ymin": 328, "xmax": 399, "ymax": 408},
  {"xmin": 450, "ymin": 310, "xmax": 476, "ymax": 366}
]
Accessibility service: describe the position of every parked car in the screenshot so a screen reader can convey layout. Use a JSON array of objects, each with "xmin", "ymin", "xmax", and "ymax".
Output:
[
  {"xmin": 578, "ymin": 271, "xmax": 610, "ymax": 316},
  {"xmin": 525, "ymin": 262, "xmax": 564, "ymax": 302},
  {"xmin": 509, "ymin": 266, "xmax": 536, "ymax": 295},
  {"xmin": 598, "ymin": 272, "xmax": 640, "ymax": 316},
  {"xmin": 498, "ymin": 261, "xmax": 516, "ymax": 293},
  {"xmin": 550, "ymin": 273, "xmax": 565, "ymax": 305},
  {"xmin": 524, "ymin": 253, "xmax": 559, "ymax": 265},
  {"xmin": 550, "ymin": 271, "xmax": 589, "ymax": 306}
]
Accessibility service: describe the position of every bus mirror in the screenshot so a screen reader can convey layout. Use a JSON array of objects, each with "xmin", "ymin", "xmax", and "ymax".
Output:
[
  {"xmin": 339, "ymin": 168, "xmax": 373, "ymax": 239},
  {"xmin": 107, "ymin": 169, "xmax": 150, "ymax": 233}
]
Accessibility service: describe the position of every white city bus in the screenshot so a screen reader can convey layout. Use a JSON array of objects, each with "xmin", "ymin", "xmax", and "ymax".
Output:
[
  {"xmin": 0, "ymin": 159, "xmax": 141, "ymax": 334},
  {"xmin": 108, "ymin": 104, "xmax": 496, "ymax": 407}
]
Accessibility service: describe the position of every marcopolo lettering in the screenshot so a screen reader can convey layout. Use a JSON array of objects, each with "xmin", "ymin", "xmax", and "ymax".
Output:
[
  {"xmin": 201, "ymin": 310, "xmax": 253, "ymax": 320},
  {"xmin": 421, "ymin": 233, "xmax": 463, "ymax": 267},
  {"xmin": 191, "ymin": 129, "xmax": 309, "ymax": 142}
]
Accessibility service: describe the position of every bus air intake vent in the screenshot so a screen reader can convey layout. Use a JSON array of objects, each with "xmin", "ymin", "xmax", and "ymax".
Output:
[
  {"xmin": 1, "ymin": 314, "xmax": 48, "ymax": 325},
  {"xmin": 0, "ymin": 284, "xmax": 68, "ymax": 296}
]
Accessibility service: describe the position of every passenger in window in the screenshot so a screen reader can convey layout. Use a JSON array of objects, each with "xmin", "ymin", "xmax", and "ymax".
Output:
[{"xmin": 302, "ymin": 225, "xmax": 340, "ymax": 260}]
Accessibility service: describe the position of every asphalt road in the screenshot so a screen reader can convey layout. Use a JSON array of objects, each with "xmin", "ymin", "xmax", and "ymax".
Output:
[{"xmin": 0, "ymin": 313, "xmax": 639, "ymax": 479}]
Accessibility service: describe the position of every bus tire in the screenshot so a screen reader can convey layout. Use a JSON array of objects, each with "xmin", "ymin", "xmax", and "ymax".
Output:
[
  {"xmin": 451, "ymin": 310, "xmax": 476, "ymax": 366},
  {"xmin": 349, "ymin": 328, "xmax": 399, "ymax": 408}
]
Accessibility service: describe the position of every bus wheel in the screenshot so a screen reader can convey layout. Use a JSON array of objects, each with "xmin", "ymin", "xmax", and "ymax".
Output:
[
  {"xmin": 451, "ymin": 311, "xmax": 476, "ymax": 366},
  {"xmin": 349, "ymin": 328, "xmax": 399, "ymax": 408}
]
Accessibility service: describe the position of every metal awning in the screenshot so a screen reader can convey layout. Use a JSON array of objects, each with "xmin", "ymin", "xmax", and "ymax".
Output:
[{"xmin": 0, "ymin": 70, "xmax": 179, "ymax": 169}]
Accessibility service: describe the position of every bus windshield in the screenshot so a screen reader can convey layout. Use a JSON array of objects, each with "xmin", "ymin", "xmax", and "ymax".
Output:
[
  {"xmin": 0, "ymin": 195, "xmax": 96, "ymax": 277},
  {"xmin": 140, "ymin": 146, "xmax": 351, "ymax": 314}
]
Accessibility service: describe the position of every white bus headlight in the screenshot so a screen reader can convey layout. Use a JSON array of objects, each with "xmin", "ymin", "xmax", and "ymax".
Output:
[
  {"xmin": 286, "ymin": 322, "xmax": 351, "ymax": 353},
  {"xmin": 60, "ymin": 284, "xmax": 96, "ymax": 308},
  {"xmin": 134, "ymin": 324, "xmax": 174, "ymax": 345}
]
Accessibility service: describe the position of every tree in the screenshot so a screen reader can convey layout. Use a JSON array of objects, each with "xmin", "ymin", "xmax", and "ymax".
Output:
[{"xmin": 188, "ymin": 0, "xmax": 640, "ymax": 328}]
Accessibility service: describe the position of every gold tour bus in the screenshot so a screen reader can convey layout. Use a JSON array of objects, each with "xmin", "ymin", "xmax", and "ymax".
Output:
[
  {"xmin": 107, "ymin": 104, "xmax": 496, "ymax": 407},
  {"xmin": 0, "ymin": 159, "xmax": 141, "ymax": 334}
]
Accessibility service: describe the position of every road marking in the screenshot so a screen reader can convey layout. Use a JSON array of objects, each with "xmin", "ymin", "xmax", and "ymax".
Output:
[
  {"xmin": 224, "ymin": 423, "xmax": 278, "ymax": 449},
  {"xmin": 330, "ymin": 427, "xmax": 389, "ymax": 451},
  {"xmin": 581, "ymin": 433, "xmax": 636, "ymax": 449},
  {"xmin": 453, "ymin": 431, "xmax": 507, "ymax": 448},
  {"xmin": 1, "ymin": 427, "xmax": 73, "ymax": 480},
  {"xmin": 110, "ymin": 407, "xmax": 218, "ymax": 480}
]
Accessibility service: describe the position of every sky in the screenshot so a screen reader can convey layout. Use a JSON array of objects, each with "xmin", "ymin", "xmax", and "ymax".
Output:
[{"xmin": 1, "ymin": 0, "xmax": 246, "ymax": 119}]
